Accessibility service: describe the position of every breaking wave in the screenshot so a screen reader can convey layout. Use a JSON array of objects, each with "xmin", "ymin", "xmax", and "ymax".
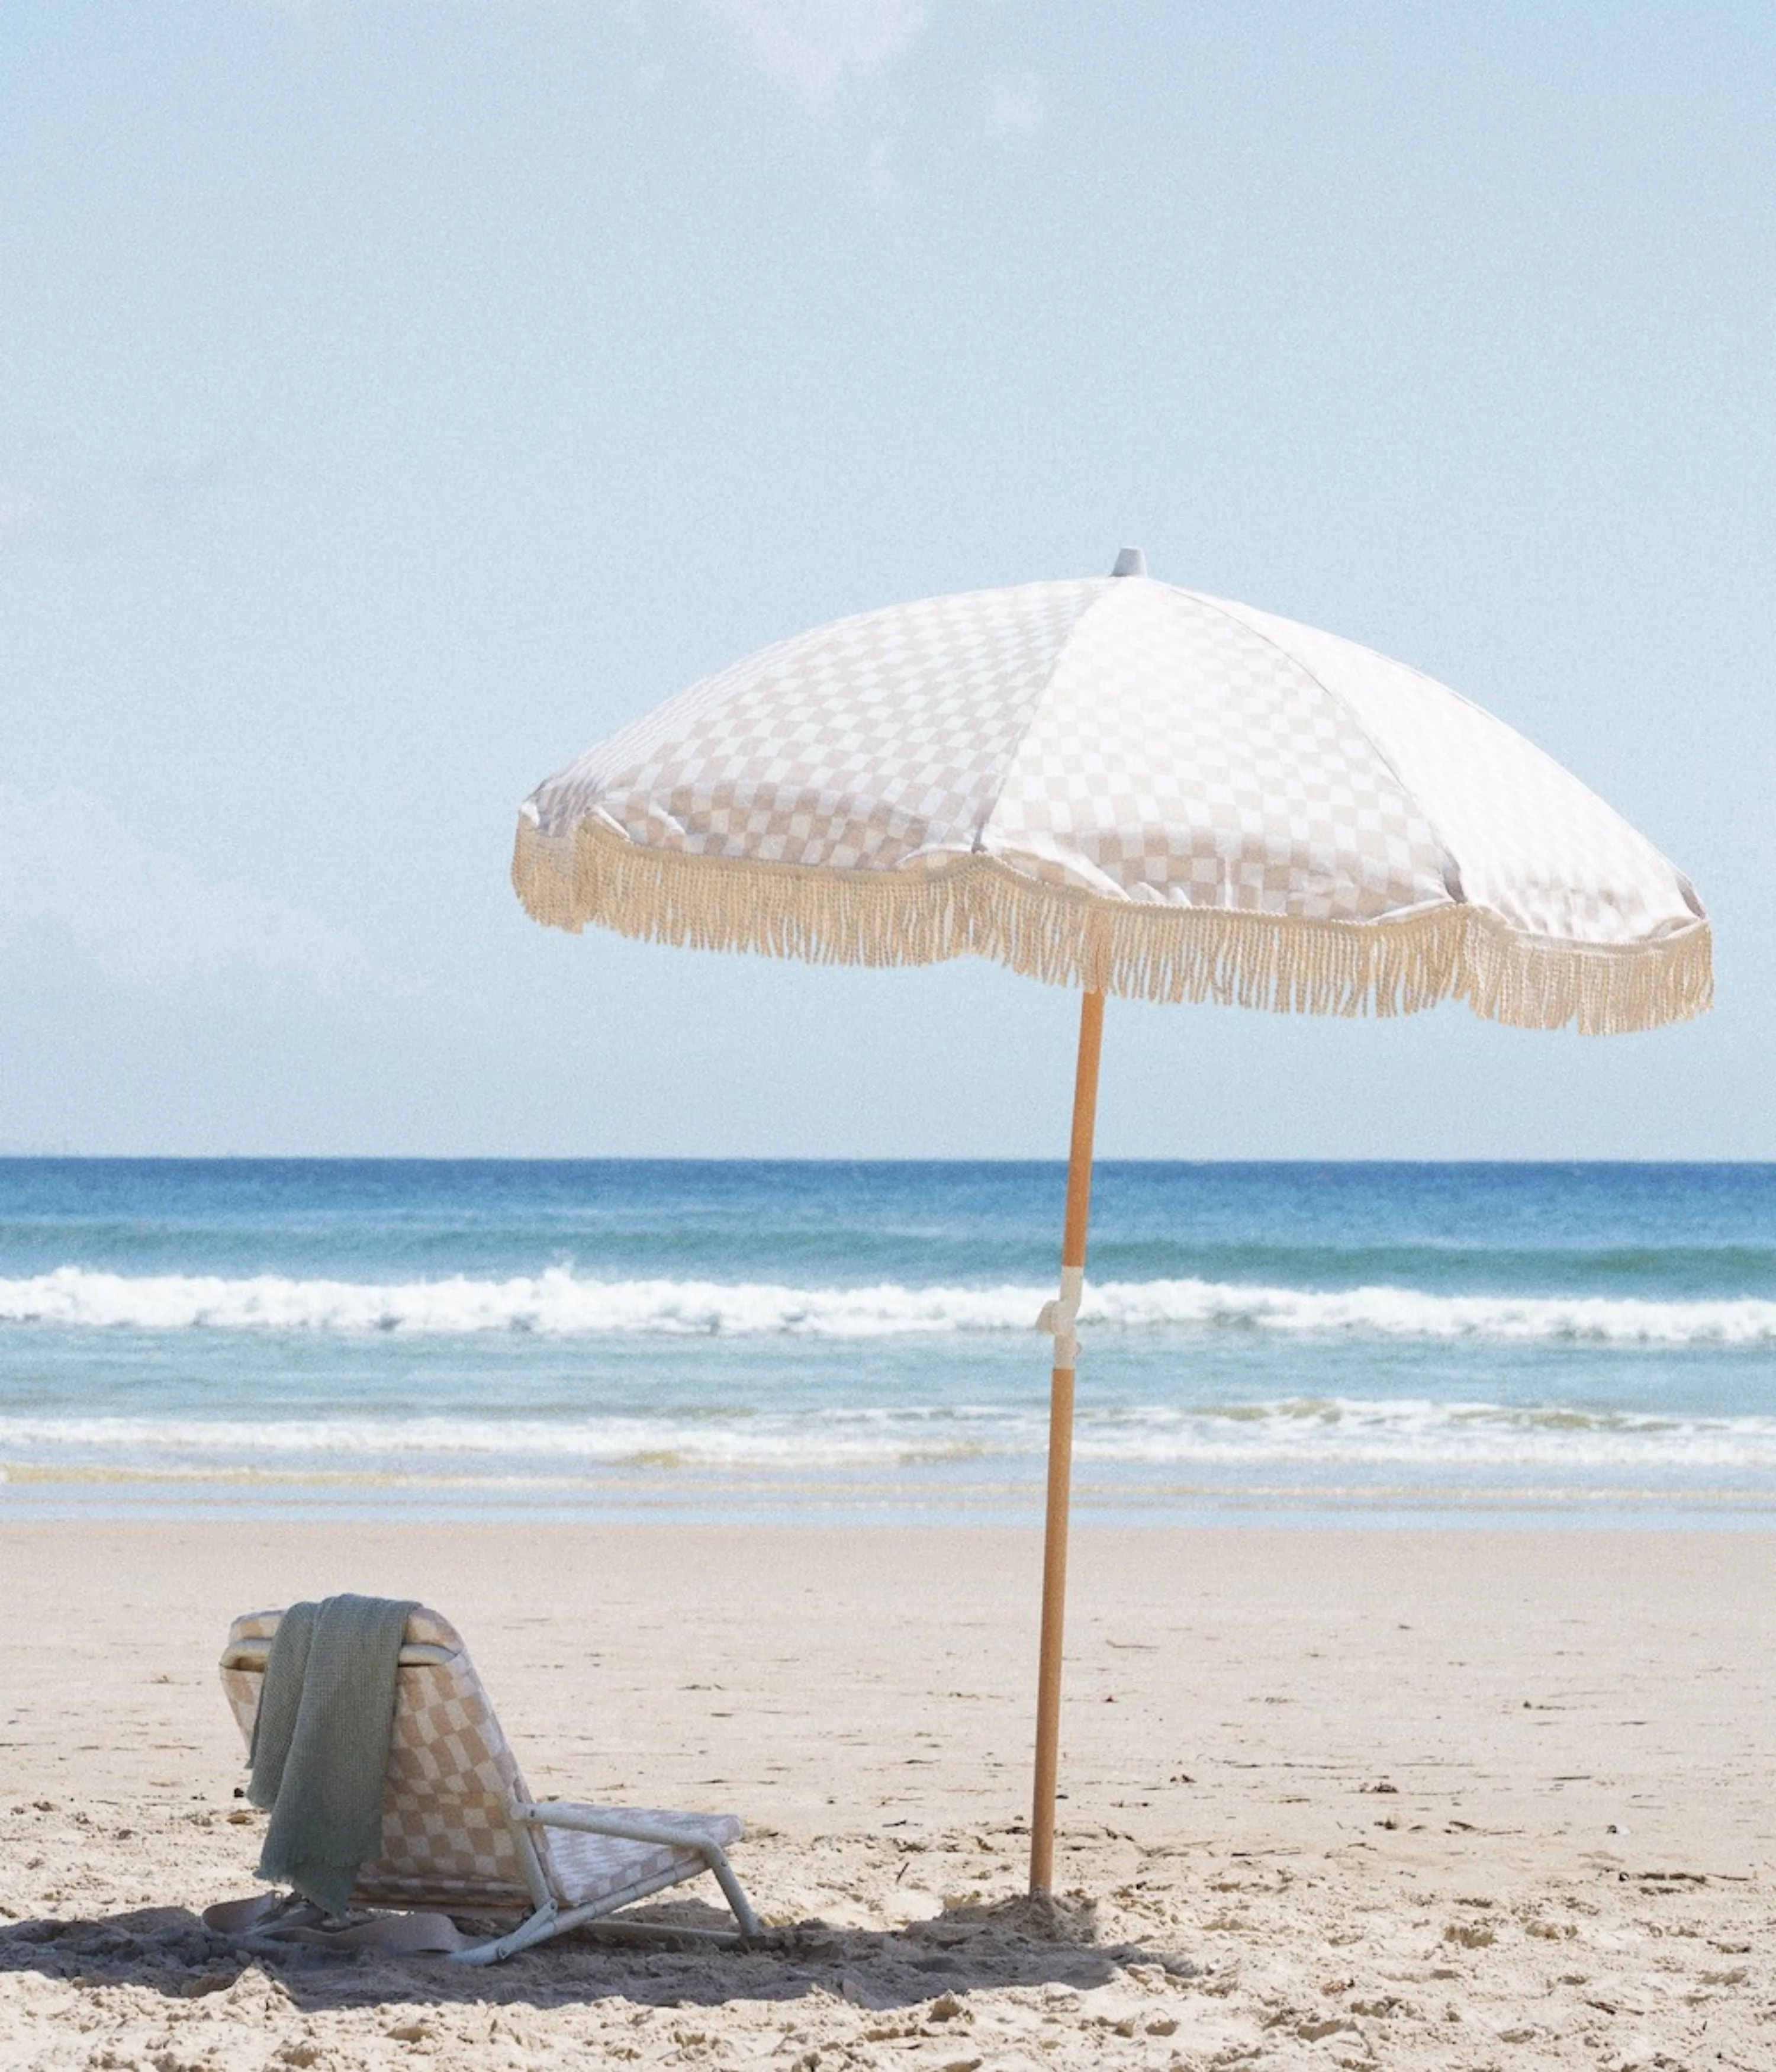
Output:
[{"xmin": 1, "ymin": 1265, "xmax": 1774, "ymax": 1346}]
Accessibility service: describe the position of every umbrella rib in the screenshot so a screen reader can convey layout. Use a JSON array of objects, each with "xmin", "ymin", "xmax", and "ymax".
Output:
[
  {"xmin": 1175, "ymin": 585, "xmax": 1466, "ymax": 902},
  {"xmin": 967, "ymin": 581, "xmax": 1124, "ymax": 857}
]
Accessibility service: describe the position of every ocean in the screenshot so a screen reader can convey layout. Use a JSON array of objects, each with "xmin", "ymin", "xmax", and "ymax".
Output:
[{"xmin": 1, "ymin": 1159, "xmax": 1772, "ymax": 1527}]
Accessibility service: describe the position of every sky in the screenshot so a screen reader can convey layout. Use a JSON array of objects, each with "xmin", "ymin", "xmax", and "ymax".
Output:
[{"xmin": 0, "ymin": 1, "xmax": 1770, "ymax": 1159}]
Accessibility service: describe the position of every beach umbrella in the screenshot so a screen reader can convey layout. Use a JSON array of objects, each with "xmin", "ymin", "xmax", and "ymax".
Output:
[{"xmin": 512, "ymin": 551, "xmax": 1711, "ymax": 1894}]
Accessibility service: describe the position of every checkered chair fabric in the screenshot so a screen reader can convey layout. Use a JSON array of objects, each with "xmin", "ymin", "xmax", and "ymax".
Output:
[{"xmin": 221, "ymin": 1607, "xmax": 738, "ymax": 1915}]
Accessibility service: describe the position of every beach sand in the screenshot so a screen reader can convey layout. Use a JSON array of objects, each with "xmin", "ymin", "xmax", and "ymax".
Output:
[{"xmin": 2, "ymin": 1522, "xmax": 1774, "ymax": 2068}]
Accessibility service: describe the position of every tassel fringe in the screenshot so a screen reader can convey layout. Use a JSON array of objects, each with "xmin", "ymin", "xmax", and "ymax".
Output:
[{"xmin": 513, "ymin": 816, "xmax": 1713, "ymax": 1037}]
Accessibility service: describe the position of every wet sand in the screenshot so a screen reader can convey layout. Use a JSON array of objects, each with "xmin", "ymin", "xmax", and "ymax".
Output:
[{"xmin": 3, "ymin": 1523, "xmax": 1774, "ymax": 2068}]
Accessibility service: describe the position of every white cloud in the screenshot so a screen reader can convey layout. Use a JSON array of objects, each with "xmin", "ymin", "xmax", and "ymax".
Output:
[
  {"xmin": 0, "ymin": 786, "xmax": 400, "ymax": 1011},
  {"xmin": 0, "ymin": 487, "xmax": 44, "ymax": 548},
  {"xmin": 0, "ymin": 446, "xmax": 227, "ymax": 556},
  {"xmin": 986, "ymin": 66, "xmax": 1044, "ymax": 134},
  {"xmin": 706, "ymin": 0, "xmax": 925, "ymax": 100},
  {"xmin": 249, "ymin": 2, "xmax": 929, "ymax": 103}
]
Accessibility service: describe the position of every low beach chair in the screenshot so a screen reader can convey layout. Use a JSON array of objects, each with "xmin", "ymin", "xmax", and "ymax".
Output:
[{"xmin": 217, "ymin": 1606, "xmax": 761, "ymax": 1963}]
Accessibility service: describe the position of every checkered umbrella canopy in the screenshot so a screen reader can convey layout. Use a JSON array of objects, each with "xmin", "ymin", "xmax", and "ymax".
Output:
[
  {"xmin": 513, "ymin": 556, "xmax": 1711, "ymax": 1899},
  {"xmin": 514, "ymin": 565, "xmax": 1709, "ymax": 1032}
]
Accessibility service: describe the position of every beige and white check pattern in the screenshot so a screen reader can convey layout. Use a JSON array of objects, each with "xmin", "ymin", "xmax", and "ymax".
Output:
[
  {"xmin": 1209, "ymin": 593, "xmax": 1707, "ymax": 947},
  {"xmin": 542, "ymin": 580, "xmax": 1103, "ymax": 872},
  {"xmin": 221, "ymin": 1609, "xmax": 741, "ymax": 1914},
  {"xmin": 525, "ymin": 573, "xmax": 1700, "ymax": 947},
  {"xmin": 517, "ymin": 571, "xmax": 1710, "ymax": 1032},
  {"xmin": 543, "ymin": 1812, "xmax": 744, "ymax": 1906},
  {"xmin": 986, "ymin": 581, "xmax": 1452, "ymax": 916}
]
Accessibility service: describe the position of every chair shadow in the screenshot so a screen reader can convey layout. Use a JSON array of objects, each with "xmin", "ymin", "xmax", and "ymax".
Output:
[{"xmin": 0, "ymin": 1892, "xmax": 1202, "ymax": 2013}]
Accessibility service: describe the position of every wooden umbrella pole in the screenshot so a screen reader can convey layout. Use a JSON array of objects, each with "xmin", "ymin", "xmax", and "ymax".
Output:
[{"xmin": 1029, "ymin": 987, "xmax": 1106, "ymax": 1895}]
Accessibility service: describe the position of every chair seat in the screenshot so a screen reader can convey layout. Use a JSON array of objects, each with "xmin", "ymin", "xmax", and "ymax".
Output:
[{"xmin": 542, "ymin": 1807, "xmax": 745, "ymax": 1909}]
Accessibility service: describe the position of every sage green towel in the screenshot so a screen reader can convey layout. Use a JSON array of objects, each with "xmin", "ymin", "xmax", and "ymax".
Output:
[{"xmin": 248, "ymin": 1593, "xmax": 418, "ymax": 1917}]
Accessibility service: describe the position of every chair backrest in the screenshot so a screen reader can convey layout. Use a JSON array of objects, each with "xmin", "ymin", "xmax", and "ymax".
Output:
[{"xmin": 221, "ymin": 1606, "xmax": 542, "ymax": 1909}]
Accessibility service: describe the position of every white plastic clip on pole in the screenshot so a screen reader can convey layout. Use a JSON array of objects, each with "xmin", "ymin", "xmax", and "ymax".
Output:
[{"xmin": 1036, "ymin": 1264, "xmax": 1085, "ymax": 1371}]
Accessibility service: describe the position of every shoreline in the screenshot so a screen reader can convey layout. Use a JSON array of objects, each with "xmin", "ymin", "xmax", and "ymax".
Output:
[{"xmin": 9, "ymin": 1469, "xmax": 1776, "ymax": 1530}]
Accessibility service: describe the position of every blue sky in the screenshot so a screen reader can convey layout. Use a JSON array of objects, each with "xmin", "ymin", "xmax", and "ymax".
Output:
[{"xmin": 1, "ymin": 1, "xmax": 1769, "ymax": 1157}]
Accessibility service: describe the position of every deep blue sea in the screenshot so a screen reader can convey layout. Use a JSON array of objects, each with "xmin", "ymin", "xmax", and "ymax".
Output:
[{"xmin": 1, "ymin": 1159, "xmax": 1773, "ymax": 1526}]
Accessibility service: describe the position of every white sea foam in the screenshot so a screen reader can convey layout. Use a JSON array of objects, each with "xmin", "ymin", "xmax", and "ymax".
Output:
[
  {"xmin": 0, "ymin": 1265, "xmax": 1773, "ymax": 1346},
  {"xmin": 7, "ymin": 1398, "xmax": 1776, "ymax": 1473}
]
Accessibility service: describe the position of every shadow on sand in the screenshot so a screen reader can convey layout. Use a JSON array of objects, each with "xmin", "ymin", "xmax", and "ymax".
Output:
[{"xmin": 0, "ymin": 1892, "xmax": 1201, "ymax": 2013}]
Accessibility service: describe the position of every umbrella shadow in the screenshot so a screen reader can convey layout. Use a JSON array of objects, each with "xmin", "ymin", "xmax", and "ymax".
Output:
[{"xmin": 0, "ymin": 1893, "xmax": 1202, "ymax": 2013}]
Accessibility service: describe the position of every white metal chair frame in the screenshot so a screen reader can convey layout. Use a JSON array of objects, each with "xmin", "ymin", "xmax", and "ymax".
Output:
[{"xmin": 220, "ymin": 1633, "xmax": 762, "ymax": 1963}]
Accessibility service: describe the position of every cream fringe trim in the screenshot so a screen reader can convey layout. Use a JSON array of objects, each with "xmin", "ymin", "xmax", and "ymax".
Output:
[{"xmin": 512, "ymin": 816, "xmax": 1713, "ymax": 1037}]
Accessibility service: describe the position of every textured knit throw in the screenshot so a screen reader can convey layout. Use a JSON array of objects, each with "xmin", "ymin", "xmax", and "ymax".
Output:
[{"xmin": 248, "ymin": 1594, "xmax": 418, "ymax": 1917}]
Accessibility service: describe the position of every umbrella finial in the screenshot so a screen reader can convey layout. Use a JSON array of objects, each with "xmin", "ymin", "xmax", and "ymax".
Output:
[{"xmin": 1111, "ymin": 546, "xmax": 1147, "ymax": 578}]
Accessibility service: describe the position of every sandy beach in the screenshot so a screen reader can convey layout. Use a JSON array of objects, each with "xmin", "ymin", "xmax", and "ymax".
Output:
[{"xmin": 2, "ymin": 1523, "xmax": 1774, "ymax": 2069}]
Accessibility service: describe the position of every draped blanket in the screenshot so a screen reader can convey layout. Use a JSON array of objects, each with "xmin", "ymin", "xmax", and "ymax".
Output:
[{"xmin": 249, "ymin": 1594, "xmax": 418, "ymax": 1917}]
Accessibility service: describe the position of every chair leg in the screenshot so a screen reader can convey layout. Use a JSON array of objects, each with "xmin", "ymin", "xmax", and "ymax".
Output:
[
  {"xmin": 702, "ymin": 1844, "xmax": 762, "ymax": 1940},
  {"xmin": 445, "ymin": 1903, "xmax": 562, "ymax": 1966},
  {"xmin": 445, "ymin": 1849, "xmax": 762, "ymax": 1963}
]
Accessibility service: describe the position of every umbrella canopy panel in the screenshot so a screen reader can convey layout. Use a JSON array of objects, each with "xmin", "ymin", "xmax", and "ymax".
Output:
[{"xmin": 516, "ymin": 575, "xmax": 1709, "ymax": 1035}]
